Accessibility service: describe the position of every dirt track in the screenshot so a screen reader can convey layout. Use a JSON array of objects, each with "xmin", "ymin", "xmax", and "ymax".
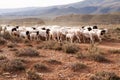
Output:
[{"xmin": 80, "ymin": 42, "xmax": 120, "ymax": 50}]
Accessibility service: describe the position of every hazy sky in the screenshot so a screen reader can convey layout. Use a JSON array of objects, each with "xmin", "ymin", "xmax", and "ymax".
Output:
[{"xmin": 0, "ymin": 0, "xmax": 83, "ymax": 9}]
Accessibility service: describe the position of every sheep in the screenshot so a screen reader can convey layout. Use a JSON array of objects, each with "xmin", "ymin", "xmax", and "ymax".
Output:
[
  {"xmin": 50, "ymin": 28, "xmax": 61, "ymax": 41},
  {"xmin": 0, "ymin": 24, "xmax": 108, "ymax": 43},
  {"xmin": 66, "ymin": 33, "xmax": 75, "ymax": 43},
  {"xmin": 91, "ymin": 29, "xmax": 108, "ymax": 42},
  {"xmin": 38, "ymin": 29, "xmax": 50, "ymax": 41},
  {"xmin": 82, "ymin": 25, "xmax": 98, "ymax": 30},
  {"xmin": 29, "ymin": 31, "xmax": 39, "ymax": 41},
  {"xmin": 19, "ymin": 31, "xmax": 30, "ymax": 40},
  {"xmin": 82, "ymin": 27, "xmax": 94, "ymax": 43}
]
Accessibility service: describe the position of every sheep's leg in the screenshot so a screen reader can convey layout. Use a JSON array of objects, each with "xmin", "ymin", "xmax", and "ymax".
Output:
[
  {"xmin": 99, "ymin": 37, "xmax": 102, "ymax": 42},
  {"xmin": 83, "ymin": 36, "xmax": 86, "ymax": 43},
  {"xmin": 76, "ymin": 35, "xmax": 81, "ymax": 43},
  {"xmin": 70, "ymin": 37, "xmax": 73, "ymax": 43},
  {"xmin": 90, "ymin": 35, "xmax": 94, "ymax": 44}
]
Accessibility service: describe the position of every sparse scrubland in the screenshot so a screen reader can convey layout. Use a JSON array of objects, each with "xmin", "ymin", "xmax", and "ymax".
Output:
[{"xmin": 0, "ymin": 18, "xmax": 120, "ymax": 80}]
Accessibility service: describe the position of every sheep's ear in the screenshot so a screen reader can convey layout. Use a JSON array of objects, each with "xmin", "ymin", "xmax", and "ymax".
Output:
[{"xmin": 82, "ymin": 26, "xmax": 84, "ymax": 28}]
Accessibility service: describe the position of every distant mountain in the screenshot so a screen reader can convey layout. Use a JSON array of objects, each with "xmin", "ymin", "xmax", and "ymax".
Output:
[
  {"xmin": 0, "ymin": 0, "xmax": 120, "ymax": 18},
  {"xmin": 53, "ymin": 13, "xmax": 120, "ymax": 25}
]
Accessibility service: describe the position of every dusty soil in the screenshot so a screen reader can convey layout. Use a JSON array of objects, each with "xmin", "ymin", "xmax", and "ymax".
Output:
[{"xmin": 0, "ymin": 41, "xmax": 120, "ymax": 80}]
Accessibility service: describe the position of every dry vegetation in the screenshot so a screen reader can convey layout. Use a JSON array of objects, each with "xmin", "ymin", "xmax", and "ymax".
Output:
[{"xmin": 0, "ymin": 16, "xmax": 120, "ymax": 80}]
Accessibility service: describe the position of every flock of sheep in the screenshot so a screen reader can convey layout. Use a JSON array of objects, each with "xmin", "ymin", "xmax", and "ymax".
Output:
[{"xmin": 0, "ymin": 25, "xmax": 108, "ymax": 43}]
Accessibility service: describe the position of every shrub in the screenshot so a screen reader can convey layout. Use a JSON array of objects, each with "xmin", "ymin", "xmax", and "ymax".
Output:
[
  {"xmin": 25, "ymin": 43, "xmax": 33, "ymax": 47},
  {"xmin": 63, "ymin": 43, "xmax": 79, "ymax": 54},
  {"xmin": 11, "ymin": 37, "xmax": 23, "ymax": 43},
  {"xmin": 41, "ymin": 41, "xmax": 60, "ymax": 50},
  {"xmin": 52, "ymin": 43, "xmax": 62, "ymax": 51},
  {"xmin": 15, "ymin": 48, "xmax": 39, "ymax": 57},
  {"xmin": 7, "ymin": 42, "xmax": 17, "ymax": 48},
  {"xmin": 115, "ymin": 27, "xmax": 120, "ymax": 31},
  {"xmin": 1, "ymin": 32, "xmax": 23, "ymax": 43},
  {"xmin": 2, "ymin": 32, "xmax": 12, "ymax": 40},
  {"xmin": 88, "ymin": 54, "xmax": 110, "ymax": 63},
  {"xmin": 42, "ymin": 41, "xmax": 56, "ymax": 49},
  {"xmin": 27, "ymin": 70, "xmax": 43, "ymax": 80},
  {"xmin": 41, "ymin": 41, "xmax": 62, "ymax": 51},
  {"xmin": 90, "ymin": 71, "xmax": 120, "ymax": 80},
  {"xmin": 71, "ymin": 63, "xmax": 87, "ymax": 72},
  {"xmin": 44, "ymin": 59, "xmax": 62, "ymax": 65},
  {"xmin": 9, "ymin": 48, "xmax": 18, "ymax": 51},
  {"xmin": 14, "ymin": 58, "xmax": 28, "ymax": 64},
  {"xmin": 36, "ymin": 46, "xmax": 43, "ymax": 49},
  {"xmin": 0, "ymin": 38, "xmax": 6, "ymax": 45},
  {"xmin": 109, "ymin": 49, "xmax": 120, "ymax": 54},
  {"xmin": 33, "ymin": 63, "xmax": 50, "ymax": 73},
  {"xmin": 2, "ymin": 59, "xmax": 26, "ymax": 73},
  {"xmin": 87, "ymin": 43, "xmax": 110, "ymax": 63},
  {"xmin": 76, "ymin": 52, "xmax": 86, "ymax": 59},
  {"xmin": 0, "ymin": 55, "xmax": 7, "ymax": 60},
  {"xmin": 88, "ymin": 43, "xmax": 99, "ymax": 54},
  {"xmin": 0, "ymin": 49, "xmax": 3, "ymax": 52}
]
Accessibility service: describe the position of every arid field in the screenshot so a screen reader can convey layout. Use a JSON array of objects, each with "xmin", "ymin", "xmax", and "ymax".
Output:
[{"xmin": 0, "ymin": 18, "xmax": 120, "ymax": 80}]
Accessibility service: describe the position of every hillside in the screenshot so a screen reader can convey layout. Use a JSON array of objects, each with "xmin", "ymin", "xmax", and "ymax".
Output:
[
  {"xmin": 0, "ymin": 0, "xmax": 120, "ymax": 18},
  {"xmin": 0, "ymin": 18, "xmax": 45, "ymax": 26},
  {"xmin": 53, "ymin": 13, "xmax": 120, "ymax": 25}
]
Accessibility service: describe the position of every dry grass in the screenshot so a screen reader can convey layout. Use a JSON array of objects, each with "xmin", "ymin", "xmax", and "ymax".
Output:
[
  {"xmin": 7, "ymin": 42, "xmax": 17, "ymax": 48},
  {"xmin": 15, "ymin": 48, "xmax": 39, "ymax": 57},
  {"xmin": 63, "ymin": 43, "xmax": 79, "ymax": 54},
  {"xmin": 109, "ymin": 49, "xmax": 120, "ymax": 54},
  {"xmin": 0, "ymin": 38, "xmax": 6, "ymax": 45},
  {"xmin": 1, "ymin": 31, "xmax": 23, "ymax": 43},
  {"xmin": 90, "ymin": 71, "xmax": 120, "ymax": 80},
  {"xmin": 0, "ymin": 55, "xmax": 7, "ymax": 60},
  {"xmin": 9, "ymin": 48, "xmax": 18, "ymax": 51},
  {"xmin": 88, "ymin": 54, "xmax": 110, "ymax": 63},
  {"xmin": 76, "ymin": 52, "xmax": 87, "ymax": 59},
  {"xmin": 1, "ymin": 59, "xmax": 26, "ymax": 73},
  {"xmin": 39, "ymin": 41, "xmax": 79, "ymax": 54},
  {"xmin": 27, "ymin": 70, "xmax": 43, "ymax": 80},
  {"xmin": 33, "ymin": 63, "xmax": 50, "ymax": 73},
  {"xmin": 71, "ymin": 62, "xmax": 87, "ymax": 72},
  {"xmin": 44, "ymin": 59, "xmax": 62, "ymax": 65},
  {"xmin": 76, "ymin": 43, "xmax": 110, "ymax": 63}
]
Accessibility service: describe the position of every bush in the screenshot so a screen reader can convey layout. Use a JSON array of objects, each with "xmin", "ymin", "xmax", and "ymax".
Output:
[
  {"xmin": 16, "ymin": 48, "xmax": 39, "ymax": 57},
  {"xmin": 41, "ymin": 41, "xmax": 57, "ymax": 49},
  {"xmin": 0, "ymin": 49, "xmax": 3, "ymax": 52},
  {"xmin": 0, "ymin": 38, "xmax": 6, "ymax": 45},
  {"xmin": 76, "ymin": 52, "xmax": 86, "ymax": 59},
  {"xmin": 90, "ymin": 71, "xmax": 120, "ymax": 80},
  {"xmin": 9, "ymin": 48, "xmax": 18, "ymax": 51},
  {"xmin": 40, "ymin": 41, "xmax": 62, "ymax": 51},
  {"xmin": 63, "ymin": 43, "xmax": 79, "ymax": 54},
  {"xmin": 7, "ymin": 42, "xmax": 17, "ymax": 48},
  {"xmin": 71, "ymin": 63, "xmax": 87, "ymax": 72},
  {"xmin": 0, "ymin": 55, "xmax": 7, "ymax": 60},
  {"xmin": 44, "ymin": 59, "xmax": 62, "ymax": 65},
  {"xmin": 1, "ymin": 32, "xmax": 23, "ymax": 43},
  {"xmin": 25, "ymin": 43, "xmax": 33, "ymax": 47},
  {"xmin": 87, "ymin": 43, "xmax": 109, "ymax": 63},
  {"xmin": 27, "ymin": 70, "xmax": 43, "ymax": 80},
  {"xmin": 33, "ymin": 63, "xmax": 50, "ymax": 73},
  {"xmin": 2, "ymin": 32, "xmax": 12, "ymax": 40},
  {"xmin": 2, "ymin": 59, "xmax": 26, "ymax": 73},
  {"xmin": 52, "ymin": 43, "xmax": 62, "ymax": 51},
  {"xmin": 109, "ymin": 49, "xmax": 120, "ymax": 54},
  {"xmin": 88, "ymin": 54, "xmax": 110, "ymax": 63}
]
